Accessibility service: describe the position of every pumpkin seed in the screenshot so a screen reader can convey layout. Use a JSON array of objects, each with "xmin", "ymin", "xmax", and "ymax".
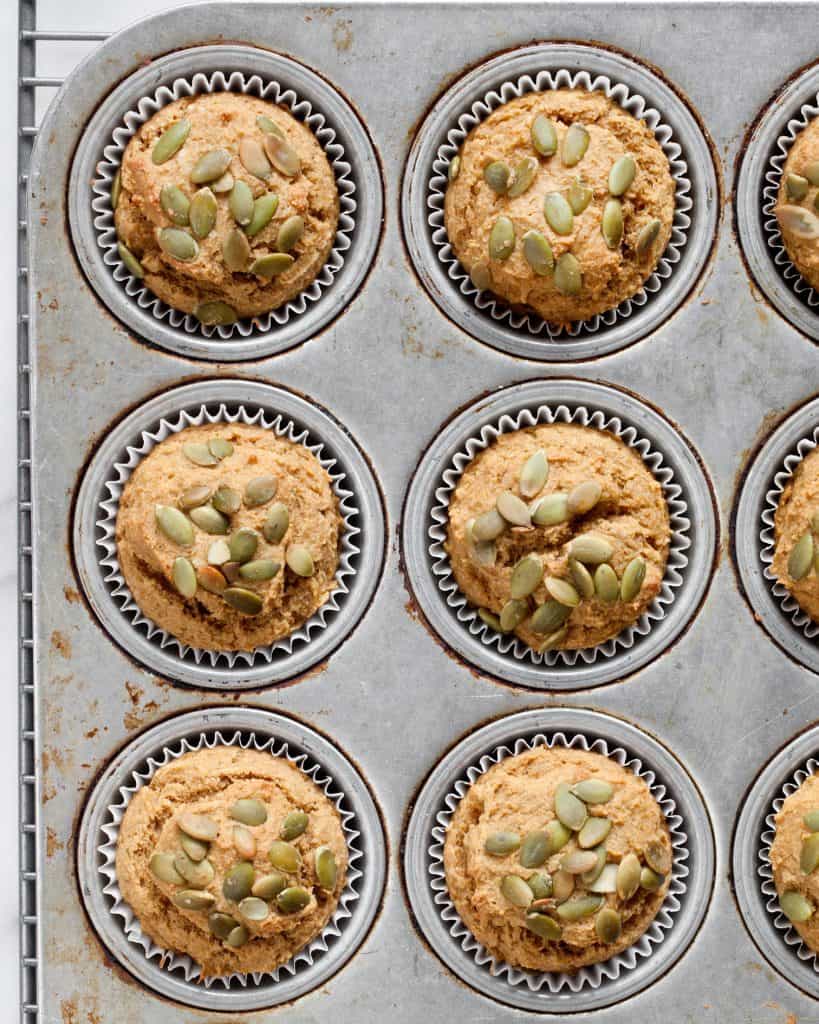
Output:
[
  {"xmin": 448, "ymin": 155, "xmax": 461, "ymax": 182},
  {"xmin": 519, "ymin": 450, "xmax": 549, "ymax": 497},
  {"xmin": 257, "ymin": 115, "xmax": 284, "ymax": 138},
  {"xmin": 571, "ymin": 779, "xmax": 614, "ymax": 804},
  {"xmin": 501, "ymin": 874, "xmax": 533, "ymax": 908},
  {"xmin": 568, "ymin": 480, "xmax": 601, "ymax": 516},
  {"xmin": 500, "ymin": 598, "xmax": 529, "ymax": 632},
  {"xmin": 251, "ymin": 253, "xmax": 294, "ymax": 278},
  {"xmin": 194, "ymin": 300, "xmax": 238, "ymax": 325},
  {"xmin": 578, "ymin": 817, "xmax": 612, "ymax": 849},
  {"xmin": 555, "ymin": 782, "xmax": 587, "ymax": 831},
  {"xmin": 510, "ymin": 554, "xmax": 544, "ymax": 599},
  {"xmin": 158, "ymin": 227, "xmax": 199, "ymax": 262},
  {"xmin": 189, "ymin": 505, "xmax": 229, "ymax": 535},
  {"xmin": 640, "ymin": 866, "xmax": 664, "ymax": 891},
  {"xmin": 554, "ymin": 252, "xmax": 582, "ymax": 296},
  {"xmin": 239, "ymin": 137, "xmax": 272, "ymax": 181},
  {"xmin": 182, "ymin": 442, "xmax": 218, "ymax": 467},
  {"xmin": 620, "ymin": 557, "xmax": 647, "ymax": 601},
  {"xmin": 562, "ymin": 124, "xmax": 590, "ymax": 167},
  {"xmin": 277, "ymin": 887, "xmax": 311, "ymax": 914},
  {"xmin": 508, "ymin": 156, "xmax": 538, "ymax": 198},
  {"xmin": 805, "ymin": 161, "xmax": 819, "ymax": 186},
  {"xmin": 545, "ymin": 820, "xmax": 572, "ymax": 855},
  {"xmin": 532, "ymin": 492, "xmax": 570, "ymax": 526},
  {"xmin": 172, "ymin": 556, "xmax": 197, "ymax": 598},
  {"xmin": 602, "ymin": 198, "xmax": 624, "ymax": 249},
  {"xmin": 245, "ymin": 475, "xmax": 278, "ymax": 507},
  {"xmin": 280, "ymin": 811, "xmax": 309, "ymax": 841},
  {"xmin": 781, "ymin": 890, "xmax": 814, "ymax": 923},
  {"xmin": 246, "ymin": 193, "xmax": 280, "ymax": 236},
  {"xmin": 525, "ymin": 911, "xmax": 562, "ymax": 941},
  {"xmin": 616, "ymin": 853, "xmax": 641, "ymax": 900},
  {"xmin": 539, "ymin": 626, "xmax": 568, "ymax": 652},
  {"xmin": 531, "ymin": 115, "xmax": 557, "ymax": 156},
  {"xmin": 179, "ymin": 484, "xmax": 213, "ymax": 511},
  {"xmin": 489, "ymin": 216, "xmax": 515, "ymax": 260},
  {"xmin": 263, "ymin": 503, "xmax": 290, "ymax": 544},
  {"xmin": 530, "ymin": 599, "xmax": 571, "ymax": 635},
  {"xmin": 160, "ymin": 184, "xmax": 191, "ymax": 226},
  {"xmin": 522, "ymin": 230, "xmax": 554, "ymax": 275},
  {"xmin": 223, "ymin": 862, "xmax": 255, "ymax": 903},
  {"xmin": 221, "ymin": 226, "xmax": 252, "ymax": 269},
  {"xmin": 472, "ymin": 507, "xmax": 507, "ymax": 541},
  {"xmin": 117, "ymin": 242, "xmax": 144, "ymax": 278},
  {"xmin": 569, "ymin": 559, "xmax": 595, "ymax": 600},
  {"xmin": 570, "ymin": 534, "xmax": 613, "ymax": 565},
  {"xmin": 226, "ymin": 924, "xmax": 249, "ymax": 948},
  {"xmin": 789, "ymin": 531, "xmax": 814, "ymax": 580},
  {"xmin": 230, "ymin": 798, "xmax": 267, "ymax": 826},
  {"xmin": 209, "ymin": 912, "xmax": 240, "ymax": 940},
  {"xmin": 224, "ymin": 585, "xmax": 263, "ymax": 615},
  {"xmin": 189, "ymin": 187, "xmax": 217, "ymax": 239},
  {"xmin": 469, "ymin": 261, "xmax": 492, "ymax": 291},
  {"xmin": 552, "ymin": 869, "xmax": 575, "ymax": 903},
  {"xmin": 636, "ymin": 218, "xmax": 662, "ymax": 257},
  {"xmin": 595, "ymin": 563, "xmax": 620, "ymax": 603},
  {"xmin": 180, "ymin": 833, "xmax": 209, "ymax": 862},
  {"xmin": 178, "ymin": 810, "xmax": 218, "ymax": 842},
  {"xmin": 581, "ymin": 844, "xmax": 608, "ymax": 886},
  {"xmin": 229, "ymin": 528, "xmax": 260, "ymax": 564},
  {"xmin": 286, "ymin": 544, "xmax": 315, "ymax": 577},
  {"xmin": 777, "ymin": 204, "xmax": 819, "ymax": 239},
  {"xmin": 111, "ymin": 169, "xmax": 122, "ymax": 210},
  {"xmin": 609, "ymin": 155, "xmax": 637, "ymax": 196},
  {"xmin": 239, "ymin": 558, "xmax": 280, "ymax": 581},
  {"xmin": 212, "ymin": 171, "xmax": 234, "ymax": 193},
  {"xmin": 543, "ymin": 192, "xmax": 574, "ymax": 235},
  {"xmin": 173, "ymin": 889, "xmax": 216, "ymax": 912},
  {"xmin": 212, "ymin": 485, "xmax": 241, "ymax": 515},
  {"xmin": 485, "ymin": 831, "xmax": 521, "ymax": 856},
  {"xmin": 208, "ymin": 539, "xmax": 231, "ymax": 565},
  {"xmin": 149, "ymin": 852, "xmax": 185, "ymax": 885},
  {"xmin": 483, "ymin": 161, "xmax": 511, "ymax": 194},
  {"xmin": 786, "ymin": 173, "xmax": 810, "ymax": 201},
  {"xmin": 545, "ymin": 577, "xmax": 580, "ymax": 608},
  {"xmin": 191, "ymin": 149, "xmax": 232, "ymax": 184},
  {"xmin": 229, "ymin": 179, "xmax": 255, "ymax": 226},
  {"xmin": 268, "ymin": 840, "xmax": 301, "ymax": 873},
  {"xmin": 596, "ymin": 907, "xmax": 622, "ymax": 943},
  {"xmin": 173, "ymin": 851, "xmax": 214, "ymax": 888},
  {"xmin": 198, "ymin": 565, "xmax": 227, "ymax": 594},
  {"xmin": 478, "ymin": 607, "xmax": 503, "ymax": 631},
  {"xmin": 238, "ymin": 896, "xmax": 269, "ymax": 922},
  {"xmin": 589, "ymin": 863, "xmax": 619, "ymax": 893},
  {"xmin": 527, "ymin": 872, "xmax": 553, "ymax": 900},
  {"xmin": 233, "ymin": 825, "xmax": 257, "ymax": 860},
  {"xmin": 561, "ymin": 849, "xmax": 599, "ymax": 874},
  {"xmin": 519, "ymin": 831, "xmax": 549, "ymax": 869},
  {"xmin": 644, "ymin": 840, "xmax": 672, "ymax": 876},
  {"xmin": 222, "ymin": 562, "xmax": 241, "ymax": 583},
  {"xmin": 497, "ymin": 490, "xmax": 531, "ymax": 526},
  {"xmin": 316, "ymin": 846, "xmax": 338, "ymax": 890},
  {"xmin": 277, "ymin": 214, "xmax": 305, "ymax": 253},
  {"xmin": 251, "ymin": 872, "xmax": 287, "ymax": 899},
  {"xmin": 264, "ymin": 133, "xmax": 301, "ymax": 177},
  {"xmin": 567, "ymin": 179, "xmax": 593, "ymax": 214},
  {"xmin": 152, "ymin": 119, "xmax": 191, "ymax": 164},
  {"xmin": 155, "ymin": 505, "xmax": 194, "ymax": 546},
  {"xmin": 806, "ymin": 810, "xmax": 819, "ymax": 832},
  {"xmin": 557, "ymin": 895, "xmax": 603, "ymax": 921}
]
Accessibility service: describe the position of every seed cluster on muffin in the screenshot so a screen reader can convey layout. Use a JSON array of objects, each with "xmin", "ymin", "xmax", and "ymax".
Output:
[
  {"xmin": 112, "ymin": 92, "xmax": 339, "ymax": 325},
  {"xmin": 444, "ymin": 423, "xmax": 670, "ymax": 652},
  {"xmin": 770, "ymin": 773, "xmax": 819, "ymax": 949},
  {"xmin": 444, "ymin": 89, "xmax": 675, "ymax": 324},
  {"xmin": 772, "ymin": 447, "xmax": 819, "ymax": 623},
  {"xmin": 443, "ymin": 745, "xmax": 672, "ymax": 972},
  {"xmin": 774, "ymin": 118, "xmax": 819, "ymax": 291}
]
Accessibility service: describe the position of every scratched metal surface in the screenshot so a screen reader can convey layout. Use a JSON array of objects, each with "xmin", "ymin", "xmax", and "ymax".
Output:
[{"xmin": 25, "ymin": 3, "xmax": 819, "ymax": 1022}]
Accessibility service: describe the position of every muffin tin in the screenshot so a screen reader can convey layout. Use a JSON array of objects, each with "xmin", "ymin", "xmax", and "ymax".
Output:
[{"xmin": 21, "ymin": 2, "xmax": 819, "ymax": 1022}]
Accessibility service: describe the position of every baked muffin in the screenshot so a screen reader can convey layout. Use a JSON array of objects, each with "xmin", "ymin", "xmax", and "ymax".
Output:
[
  {"xmin": 444, "ymin": 745, "xmax": 672, "ymax": 971},
  {"xmin": 113, "ymin": 92, "xmax": 339, "ymax": 324},
  {"xmin": 774, "ymin": 118, "xmax": 819, "ymax": 291},
  {"xmin": 770, "ymin": 773, "xmax": 819, "ymax": 947},
  {"xmin": 771, "ymin": 448, "xmax": 819, "ymax": 622},
  {"xmin": 444, "ymin": 89, "xmax": 675, "ymax": 324},
  {"xmin": 116, "ymin": 422, "xmax": 341, "ymax": 651},
  {"xmin": 444, "ymin": 423, "xmax": 669, "ymax": 652},
  {"xmin": 116, "ymin": 747, "xmax": 347, "ymax": 977}
]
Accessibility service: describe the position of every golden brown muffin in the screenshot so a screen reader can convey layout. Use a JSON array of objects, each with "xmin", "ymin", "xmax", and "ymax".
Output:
[
  {"xmin": 116, "ymin": 747, "xmax": 347, "ymax": 978},
  {"xmin": 772, "ymin": 448, "xmax": 819, "ymax": 622},
  {"xmin": 770, "ymin": 773, "xmax": 819, "ymax": 949},
  {"xmin": 444, "ymin": 89, "xmax": 675, "ymax": 324},
  {"xmin": 114, "ymin": 92, "xmax": 339, "ymax": 323},
  {"xmin": 774, "ymin": 118, "xmax": 819, "ymax": 291},
  {"xmin": 444, "ymin": 423, "xmax": 669, "ymax": 651},
  {"xmin": 444, "ymin": 745, "xmax": 672, "ymax": 971},
  {"xmin": 116, "ymin": 422, "xmax": 341, "ymax": 651}
]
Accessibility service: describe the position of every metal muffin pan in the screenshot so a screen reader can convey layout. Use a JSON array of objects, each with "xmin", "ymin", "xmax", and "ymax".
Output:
[{"xmin": 23, "ymin": 3, "xmax": 819, "ymax": 1022}]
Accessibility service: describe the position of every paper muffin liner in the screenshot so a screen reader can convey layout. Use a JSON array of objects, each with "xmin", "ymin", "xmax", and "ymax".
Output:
[
  {"xmin": 428, "ymin": 401, "xmax": 690, "ymax": 666},
  {"xmin": 759, "ymin": 425, "xmax": 819, "ymax": 638},
  {"xmin": 428, "ymin": 67, "xmax": 692, "ymax": 340},
  {"xmin": 96, "ymin": 728, "xmax": 363, "ymax": 989},
  {"xmin": 428, "ymin": 729, "xmax": 688, "ymax": 994},
  {"xmin": 761, "ymin": 89, "xmax": 819, "ymax": 308},
  {"xmin": 95, "ymin": 401, "xmax": 360, "ymax": 667},
  {"xmin": 90, "ymin": 70, "xmax": 356, "ymax": 340}
]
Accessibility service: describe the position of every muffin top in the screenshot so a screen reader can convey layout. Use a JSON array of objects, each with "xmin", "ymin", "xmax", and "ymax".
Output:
[
  {"xmin": 443, "ymin": 745, "xmax": 672, "ymax": 972},
  {"xmin": 772, "ymin": 447, "xmax": 819, "ymax": 622},
  {"xmin": 444, "ymin": 423, "xmax": 670, "ymax": 651},
  {"xmin": 114, "ymin": 92, "xmax": 339, "ymax": 323},
  {"xmin": 444, "ymin": 89, "xmax": 675, "ymax": 324},
  {"xmin": 116, "ymin": 422, "xmax": 341, "ymax": 652},
  {"xmin": 770, "ymin": 773, "xmax": 819, "ymax": 949},
  {"xmin": 116, "ymin": 747, "xmax": 347, "ymax": 978},
  {"xmin": 775, "ymin": 118, "xmax": 819, "ymax": 291}
]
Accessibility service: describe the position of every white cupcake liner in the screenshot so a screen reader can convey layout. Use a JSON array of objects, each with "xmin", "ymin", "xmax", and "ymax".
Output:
[
  {"xmin": 429, "ymin": 729, "xmax": 688, "ymax": 994},
  {"xmin": 95, "ymin": 401, "xmax": 359, "ymax": 667},
  {"xmin": 428, "ymin": 67, "xmax": 692, "ymax": 339},
  {"xmin": 760, "ymin": 425, "xmax": 819, "ymax": 638},
  {"xmin": 429, "ymin": 402, "xmax": 690, "ymax": 666},
  {"xmin": 96, "ymin": 727, "xmax": 362, "ymax": 989},
  {"xmin": 91, "ymin": 70, "xmax": 356, "ymax": 340}
]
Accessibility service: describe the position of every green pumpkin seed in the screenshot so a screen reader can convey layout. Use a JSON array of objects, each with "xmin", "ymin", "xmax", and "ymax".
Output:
[
  {"xmin": 251, "ymin": 253, "xmax": 294, "ymax": 278},
  {"xmin": 208, "ymin": 539, "xmax": 231, "ymax": 565},
  {"xmin": 224, "ymin": 586, "xmax": 263, "ymax": 617},
  {"xmin": 545, "ymin": 577, "xmax": 580, "ymax": 608},
  {"xmin": 596, "ymin": 907, "xmax": 622, "ymax": 943},
  {"xmin": 561, "ymin": 849, "xmax": 599, "ymax": 874},
  {"xmin": 229, "ymin": 180, "xmax": 255, "ymax": 227},
  {"xmin": 182, "ymin": 442, "xmax": 218, "ymax": 467},
  {"xmin": 152, "ymin": 119, "xmax": 191, "ymax": 165},
  {"xmin": 198, "ymin": 566, "xmax": 227, "ymax": 595},
  {"xmin": 562, "ymin": 124, "xmax": 590, "ymax": 167},
  {"xmin": 595, "ymin": 563, "xmax": 620, "ymax": 603},
  {"xmin": 567, "ymin": 179, "xmax": 593, "ymax": 214},
  {"xmin": 644, "ymin": 840, "xmax": 672, "ymax": 876},
  {"xmin": 286, "ymin": 544, "xmax": 314, "ymax": 577},
  {"xmin": 469, "ymin": 261, "xmax": 492, "ymax": 291},
  {"xmin": 527, "ymin": 872, "xmax": 553, "ymax": 900},
  {"xmin": 804, "ymin": 162, "xmax": 819, "ymax": 186},
  {"xmin": 478, "ymin": 607, "xmax": 503, "ymax": 631},
  {"xmin": 483, "ymin": 161, "xmax": 511, "ymax": 194},
  {"xmin": 251, "ymin": 872, "xmax": 287, "ymax": 899},
  {"xmin": 212, "ymin": 171, "xmax": 234, "ymax": 193},
  {"xmin": 636, "ymin": 218, "xmax": 662, "ymax": 257},
  {"xmin": 315, "ymin": 846, "xmax": 338, "ymax": 890},
  {"xmin": 264, "ymin": 133, "xmax": 301, "ymax": 177},
  {"xmin": 173, "ymin": 851, "xmax": 214, "ymax": 888},
  {"xmin": 117, "ymin": 242, "xmax": 144, "ymax": 279},
  {"xmin": 568, "ymin": 480, "xmax": 601, "ymax": 516},
  {"xmin": 226, "ymin": 924, "xmax": 249, "ymax": 948},
  {"xmin": 239, "ymin": 558, "xmax": 281, "ymax": 581},
  {"xmin": 571, "ymin": 779, "xmax": 614, "ymax": 804},
  {"xmin": 522, "ymin": 230, "xmax": 554, "ymax": 275},
  {"xmin": 160, "ymin": 184, "xmax": 191, "ymax": 226},
  {"xmin": 789, "ymin": 531, "xmax": 814, "ymax": 580},
  {"xmin": 223, "ymin": 862, "xmax": 255, "ymax": 903},
  {"xmin": 489, "ymin": 216, "xmax": 515, "ymax": 260},
  {"xmin": 570, "ymin": 534, "xmax": 613, "ymax": 565},
  {"xmin": 530, "ymin": 599, "xmax": 571, "ymax": 635},
  {"xmin": 556, "ymin": 895, "xmax": 603, "ymax": 921},
  {"xmin": 173, "ymin": 889, "xmax": 216, "ymax": 912},
  {"xmin": 233, "ymin": 825, "xmax": 257, "ymax": 860},
  {"xmin": 263, "ymin": 503, "xmax": 290, "ymax": 544},
  {"xmin": 589, "ymin": 863, "xmax": 618, "ymax": 893},
  {"xmin": 212, "ymin": 485, "xmax": 241, "ymax": 515},
  {"xmin": 179, "ymin": 484, "xmax": 213, "ymax": 511},
  {"xmin": 244, "ymin": 475, "xmax": 278, "ymax": 507},
  {"xmin": 208, "ymin": 437, "xmax": 232, "ymax": 459},
  {"xmin": 525, "ymin": 911, "xmax": 562, "ymax": 941},
  {"xmin": 602, "ymin": 198, "xmax": 624, "ymax": 249},
  {"xmin": 230, "ymin": 798, "xmax": 267, "ymax": 826},
  {"xmin": 485, "ymin": 831, "xmax": 521, "ymax": 856},
  {"xmin": 539, "ymin": 626, "xmax": 567, "ymax": 652},
  {"xmin": 191, "ymin": 148, "xmax": 232, "ymax": 184},
  {"xmin": 209, "ymin": 912, "xmax": 240, "ymax": 939},
  {"xmin": 508, "ymin": 156, "xmax": 539, "ymax": 198},
  {"xmin": 531, "ymin": 115, "xmax": 557, "ymax": 156},
  {"xmin": 777, "ymin": 204, "xmax": 819, "ymax": 239},
  {"xmin": 532, "ymin": 492, "xmax": 570, "ymax": 527},
  {"xmin": 189, "ymin": 505, "xmax": 229, "ymax": 535},
  {"xmin": 257, "ymin": 115, "xmax": 284, "ymax": 139},
  {"xmin": 246, "ymin": 193, "xmax": 280, "ymax": 237},
  {"xmin": 149, "ymin": 852, "xmax": 185, "ymax": 885},
  {"xmin": 805, "ymin": 810, "xmax": 819, "ymax": 832},
  {"xmin": 180, "ymin": 833, "xmax": 209, "ymax": 862},
  {"xmin": 189, "ymin": 187, "xmax": 217, "ymax": 239},
  {"xmin": 448, "ymin": 155, "xmax": 461, "ymax": 182},
  {"xmin": 620, "ymin": 557, "xmax": 647, "ymax": 601},
  {"xmin": 520, "ymin": 450, "xmax": 549, "ymax": 497},
  {"xmin": 222, "ymin": 227, "xmax": 251, "ymax": 273},
  {"xmin": 578, "ymin": 817, "xmax": 611, "ymax": 849},
  {"xmin": 158, "ymin": 227, "xmax": 199, "ymax": 262},
  {"xmin": 581, "ymin": 845, "xmax": 608, "ymax": 886},
  {"xmin": 281, "ymin": 811, "xmax": 309, "ymax": 841},
  {"xmin": 609, "ymin": 155, "xmax": 637, "ymax": 196},
  {"xmin": 555, "ymin": 782, "xmax": 587, "ymax": 831},
  {"xmin": 172, "ymin": 556, "xmax": 197, "ymax": 598},
  {"xmin": 543, "ymin": 192, "xmax": 574, "ymax": 235},
  {"xmin": 569, "ymin": 558, "xmax": 595, "ymax": 599},
  {"xmin": 552, "ymin": 869, "xmax": 575, "ymax": 903},
  {"xmin": 155, "ymin": 505, "xmax": 194, "ymax": 546},
  {"xmin": 545, "ymin": 820, "xmax": 571, "ymax": 855},
  {"xmin": 640, "ymin": 866, "xmax": 665, "ymax": 891},
  {"xmin": 500, "ymin": 874, "xmax": 533, "ymax": 908},
  {"xmin": 194, "ymin": 300, "xmax": 238, "ymax": 325},
  {"xmin": 554, "ymin": 252, "xmax": 582, "ymax": 296},
  {"xmin": 500, "ymin": 598, "xmax": 529, "ymax": 632},
  {"xmin": 510, "ymin": 554, "xmax": 544, "ymax": 599},
  {"xmin": 472, "ymin": 507, "xmax": 507, "ymax": 541},
  {"xmin": 277, "ymin": 214, "xmax": 305, "ymax": 253},
  {"xmin": 229, "ymin": 528, "xmax": 260, "ymax": 563},
  {"xmin": 781, "ymin": 890, "xmax": 814, "ymax": 923},
  {"xmin": 239, "ymin": 137, "xmax": 272, "ymax": 181},
  {"xmin": 786, "ymin": 173, "xmax": 810, "ymax": 201},
  {"xmin": 277, "ymin": 886, "xmax": 311, "ymax": 914},
  {"xmin": 616, "ymin": 853, "xmax": 641, "ymax": 900},
  {"xmin": 238, "ymin": 896, "xmax": 269, "ymax": 922},
  {"xmin": 497, "ymin": 490, "xmax": 531, "ymax": 526},
  {"xmin": 519, "ymin": 831, "xmax": 549, "ymax": 869},
  {"xmin": 111, "ymin": 169, "xmax": 122, "ymax": 210},
  {"xmin": 268, "ymin": 840, "xmax": 301, "ymax": 873}
]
